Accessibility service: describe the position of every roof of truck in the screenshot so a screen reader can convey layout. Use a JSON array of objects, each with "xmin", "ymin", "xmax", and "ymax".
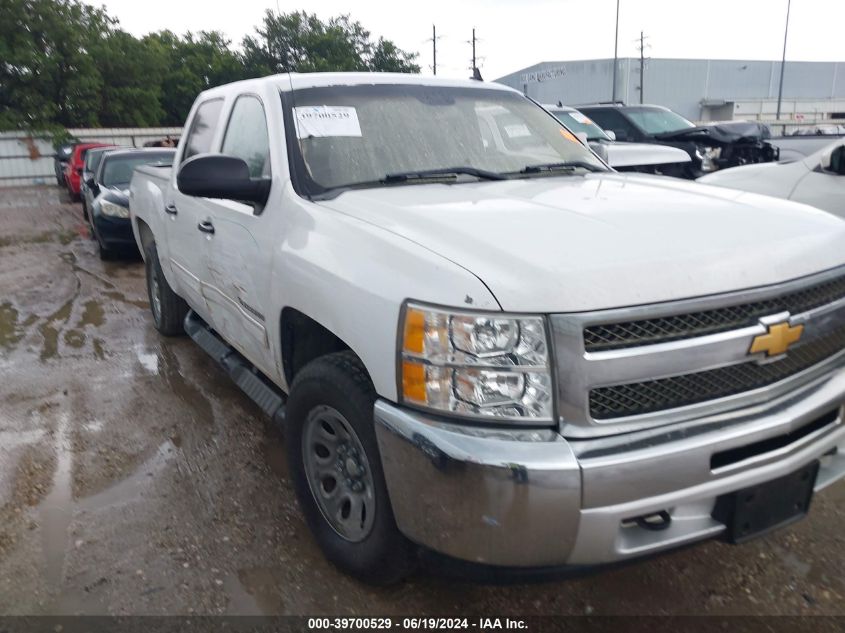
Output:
[{"xmin": 199, "ymin": 72, "xmax": 520, "ymax": 98}]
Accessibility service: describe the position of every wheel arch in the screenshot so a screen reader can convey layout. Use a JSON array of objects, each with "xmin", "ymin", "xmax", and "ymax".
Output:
[{"xmin": 279, "ymin": 307, "xmax": 373, "ymax": 389}]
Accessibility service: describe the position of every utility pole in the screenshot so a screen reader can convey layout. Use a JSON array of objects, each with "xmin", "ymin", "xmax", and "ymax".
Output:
[
  {"xmin": 636, "ymin": 31, "xmax": 648, "ymax": 104},
  {"xmin": 776, "ymin": 0, "xmax": 791, "ymax": 120},
  {"xmin": 430, "ymin": 24, "xmax": 440, "ymax": 76},
  {"xmin": 612, "ymin": 0, "xmax": 619, "ymax": 102}
]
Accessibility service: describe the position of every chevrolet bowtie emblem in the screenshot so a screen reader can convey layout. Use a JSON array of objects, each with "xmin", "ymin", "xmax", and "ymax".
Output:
[{"xmin": 750, "ymin": 321, "xmax": 804, "ymax": 357}]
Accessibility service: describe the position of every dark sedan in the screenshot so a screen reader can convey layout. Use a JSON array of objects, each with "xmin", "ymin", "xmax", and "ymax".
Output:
[{"xmin": 89, "ymin": 149, "xmax": 175, "ymax": 259}]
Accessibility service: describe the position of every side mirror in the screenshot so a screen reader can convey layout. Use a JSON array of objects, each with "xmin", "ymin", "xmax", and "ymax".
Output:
[
  {"xmin": 177, "ymin": 154, "xmax": 271, "ymax": 205},
  {"xmin": 85, "ymin": 177, "xmax": 95, "ymax": 189},
  {"xmin": 821, "ymin": 146, "xmax": 845, "ymax": 175},
  {"xmin": 612, "ymin": 129, "xmax": 628, "ymax": 142},
  {"xmin": 588, "ymin": 141, "xmax": 609, "ymax": 163},
  {"xmin": 604, "ymin": 129, "xmax": 617, "ymax": 141}
]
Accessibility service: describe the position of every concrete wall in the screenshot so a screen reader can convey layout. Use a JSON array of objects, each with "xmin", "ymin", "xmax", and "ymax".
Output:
[
  {"xmin": 0, "ymin": 127, "xmax": 182, "ymax": 187},
  {"xmin": 495, "ymin": 58, "xmax": 845, "ymax": 122}
]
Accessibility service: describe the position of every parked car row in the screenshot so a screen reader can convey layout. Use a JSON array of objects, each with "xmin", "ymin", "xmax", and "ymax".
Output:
[
  {"xmin": 541, "ymin": 99, "xmax": 841, "ymax": 217},
  {"xmin": 541, "ymin": 101, "xmax": 782, "ymax": 178},
  {"xmin": 54, "ymin": 142, "xmax": 175, "ymax": 259}
]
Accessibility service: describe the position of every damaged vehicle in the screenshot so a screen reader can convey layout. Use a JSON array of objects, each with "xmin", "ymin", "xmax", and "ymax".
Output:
[
  {"xmin": 578, "ymin": 103, "xmax": 779, "ymax": 178},
  {"xmin": 545, "ymin": 104, "xmax": 690, "ymax": 175}
]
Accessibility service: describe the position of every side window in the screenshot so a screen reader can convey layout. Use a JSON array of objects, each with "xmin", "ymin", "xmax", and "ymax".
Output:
[
  {"xmin": 585, "ymin": 109, "xmax": 638, "ymax": 141},
  {"xmin": 182, "ymin": 99, "xmax": 224, "ymax": 163},
  {"xmin": 221, "ymin": 95, "xmax": 271, "ymax": 178}
]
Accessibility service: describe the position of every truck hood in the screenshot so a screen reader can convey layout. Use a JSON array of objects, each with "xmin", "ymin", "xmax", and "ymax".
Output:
[
  {"xmin": 318, "ymin": 174, "xmax": 845, "ymax": 313},
  {"xmin": 655, "ymin": 120, "xmax": 772, "ymax": 144},
  {"xmin": 697, "ymin": 161, "xmax": 803, "ymax": 199},
  {"xmin": 603, "ymin": 141, "xmax": 691, "ymax": 168}
]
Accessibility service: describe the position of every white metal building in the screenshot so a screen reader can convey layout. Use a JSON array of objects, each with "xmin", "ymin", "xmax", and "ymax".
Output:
[{"xmin": 495, "ymin": 58, "xmax": 845, "ymax": 127}]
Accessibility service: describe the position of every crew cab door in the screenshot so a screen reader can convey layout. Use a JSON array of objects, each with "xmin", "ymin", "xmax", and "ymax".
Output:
[
  {"xmin": 165, "ymin": 98, "xmax": 225, "ymax": 319},
  {"xmin": 199, "ymin": 94, "xmax": 276, "ymax": 376}
]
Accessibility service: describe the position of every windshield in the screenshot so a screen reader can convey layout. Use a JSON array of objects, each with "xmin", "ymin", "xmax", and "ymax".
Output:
[
  {"xmin": 85, "ymin": 150, "xmax": 108, "ymax": 174},
  {"xmin": 549, "ymin": 109, "xmax": 610, "ymax": 141},
  {"xmin": 625, "ymin": 107, "xmax": 696, "ymax": 135},
  {"xmin": 284, "ymin": 84, "xmax": 605, "ymax": 194},
  {"xmin": 102, "ymin": 152, "xmax": 174, "ymax": 187}
]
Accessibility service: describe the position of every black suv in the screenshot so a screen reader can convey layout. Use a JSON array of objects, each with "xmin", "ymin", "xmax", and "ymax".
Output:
[{"xmin": 578, "ymin": 103, "xmax": 779, "ymax": 178}]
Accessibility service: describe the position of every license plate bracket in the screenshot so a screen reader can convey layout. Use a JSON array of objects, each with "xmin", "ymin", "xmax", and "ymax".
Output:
[{"xmin": 713, "ymin": 461, "xmax": 819, "ymax": 544}]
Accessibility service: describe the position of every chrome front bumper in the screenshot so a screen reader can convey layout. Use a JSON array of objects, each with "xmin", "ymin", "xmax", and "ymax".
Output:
[{"xmin": 374, "ymin": 365, "xmax": 845, "ymax": 568}]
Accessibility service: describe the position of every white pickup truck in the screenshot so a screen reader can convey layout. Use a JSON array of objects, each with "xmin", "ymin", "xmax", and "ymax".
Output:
[{"xmin": 130, "ymin": 72, "xmax": 845, "ymax": 584}]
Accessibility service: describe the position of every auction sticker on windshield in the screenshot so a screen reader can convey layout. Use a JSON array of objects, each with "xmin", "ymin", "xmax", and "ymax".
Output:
[{"xmin": 294, "ymin": 105, "xmax": 362, "ymax": 138}]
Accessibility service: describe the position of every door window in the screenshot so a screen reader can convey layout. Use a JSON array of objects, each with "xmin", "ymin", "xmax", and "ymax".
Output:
[
  {"xmin": 583, "ymin": 109, "xmax": 639, "ymax": 141},
  {"xmin": 182, "ymin": 99, "xmax": 224, "ymax": 163},
  {"xmin": 221, "ymin": 95, "xmax": 271, "ymax": 177}
]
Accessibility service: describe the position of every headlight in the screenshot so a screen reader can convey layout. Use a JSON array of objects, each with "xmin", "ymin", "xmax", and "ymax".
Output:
[
  {"xmin": 100, "ymin": 199, "xmax": 129, "ymax": 218},
  {"xmin": 697, "ymin": 146, "xmax": 722, "ymax": 172},
  {"xmin": 399, "ymin": 302, "xmax": 554, "ymax": 424}
]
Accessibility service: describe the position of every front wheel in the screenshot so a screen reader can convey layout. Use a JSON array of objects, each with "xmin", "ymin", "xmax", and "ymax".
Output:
[
  {"xmin": 144, "ymin": 242, "xmax": 188, "ymax": 336},
  {"xmin": 285, "ymin": 351, "xmax": 415, "ymax": 584}
]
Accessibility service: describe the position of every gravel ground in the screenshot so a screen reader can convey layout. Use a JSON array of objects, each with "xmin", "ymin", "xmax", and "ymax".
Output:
[{"xmin": 0, "ymin": 185, "xmax": 844, "ymax": 617}]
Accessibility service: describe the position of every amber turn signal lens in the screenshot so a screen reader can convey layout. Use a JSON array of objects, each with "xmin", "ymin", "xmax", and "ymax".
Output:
[
  {"xmin": 401, "ymin": 360, "xmax": 426, "ymax": 403},
  {"xmin": 403, "ymin": 307, "xmax": 426, "ymax": 354}
]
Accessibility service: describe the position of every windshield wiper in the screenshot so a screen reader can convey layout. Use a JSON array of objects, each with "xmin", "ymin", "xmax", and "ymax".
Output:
[
  {"xmin": 382, "ymin": 166, "xmax": 506, "ymax": 183},
  {"xmin": 517, "ymin": 161, "xmax": 604, "ymax": 174}
]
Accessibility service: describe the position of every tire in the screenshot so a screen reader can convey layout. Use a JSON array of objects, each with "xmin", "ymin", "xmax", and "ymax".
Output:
[
  {"xmin": 97, "ymin": 239, "xmax": 114, "ymax": 261},
  {"xmin": 144, "ymin": 242, "xmax": 188, "ymax": 336},
  {"xmin": 285, "ymin": 351, "xmax": 415, "ymax": 584}
]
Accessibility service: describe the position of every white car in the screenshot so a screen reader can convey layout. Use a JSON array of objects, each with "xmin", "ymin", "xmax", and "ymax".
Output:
[
  {"xmin": 130, "ymin": 73, "xmax": 845, "ymax": 583},
  {"xmin": 699, "ymin": 139, "xmax": 845, "ymax": 218},
  {"xmin": 546, "ymin": 104, "xmax": 691, "ymax": 175}
]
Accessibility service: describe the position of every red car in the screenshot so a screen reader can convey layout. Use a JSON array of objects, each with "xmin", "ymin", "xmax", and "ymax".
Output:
[{"xmin": 64, "ymin": 143, "xmax": 113, "ymax": 200}]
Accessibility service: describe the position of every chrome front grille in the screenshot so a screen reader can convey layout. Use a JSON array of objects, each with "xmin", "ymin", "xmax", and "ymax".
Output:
[
  {"xmin": 590, "ymin": 323, "xmax": 845, "ymax": 419},
  {"xmin": 551, "ymin": 266, "xmax": 845, "ymax": 438},
  {"xmin": 584, "ymin": 274, "xmax": 845, "ymax": 352}
]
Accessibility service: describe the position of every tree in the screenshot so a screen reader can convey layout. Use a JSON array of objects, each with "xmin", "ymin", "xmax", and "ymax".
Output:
[
  {"xmin": 94, "ymin": 30, "xmax": 165, "ymax": 126},
  {"xmin": 370, "ymin": 38, "xmax": 420, "ymax": 73},
  {"xmin": 0, "ymin": 2, "xmax": 419, "ymax": 132},
  {"xmin": 144, "ymin": 30, "xmax": 249, "ymax": 125},
  {"xmin": 242, "ymin": 10, "xmax": 419, "ymax": 76},
  {"xmin": 0, "ymin": 0, "xmax": 111, "ymax": 130}
]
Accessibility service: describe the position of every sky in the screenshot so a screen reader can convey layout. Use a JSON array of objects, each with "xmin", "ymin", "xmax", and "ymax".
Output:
[{"xmin": 100, "ymin": 0, "xmax": 845, "ymax": 80}]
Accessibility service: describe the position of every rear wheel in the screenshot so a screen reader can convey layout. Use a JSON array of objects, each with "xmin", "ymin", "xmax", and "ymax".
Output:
[
  {"xmin": 97, "ymin": 239, "xmax": 114, "ymax": 261},
  {"xmin": 285, "ymin": 351, "xmax": 415, "ymax": 584},
  {"xmin": 144, "ymin": 242, "xmax": 188, "ymax": 336}
]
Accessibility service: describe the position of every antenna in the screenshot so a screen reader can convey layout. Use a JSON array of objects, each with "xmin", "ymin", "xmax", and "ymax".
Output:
[{"xmin": 468, "ymin": 28, "xmax": 483, "ymax": 79}]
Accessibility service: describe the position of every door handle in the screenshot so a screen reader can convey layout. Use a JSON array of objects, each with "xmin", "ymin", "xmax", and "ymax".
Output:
[
  {"xmin": 197, "ymin": 220, "xmax": 215, "ymax": 234},
  {"xmin": 164, "ymin": 203, "xmax": 178, "ymax": 215}
]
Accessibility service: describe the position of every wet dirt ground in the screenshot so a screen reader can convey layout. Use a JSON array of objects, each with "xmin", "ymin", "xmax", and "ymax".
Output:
[{"xmin": 0, "ymin": 185, "xmax": 844, "ymax": 617}]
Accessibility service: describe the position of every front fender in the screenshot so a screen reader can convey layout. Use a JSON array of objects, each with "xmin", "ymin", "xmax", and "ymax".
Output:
[{"xmin": 269, "ymin": 188, "xmax": 500, "ymax": 399}]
